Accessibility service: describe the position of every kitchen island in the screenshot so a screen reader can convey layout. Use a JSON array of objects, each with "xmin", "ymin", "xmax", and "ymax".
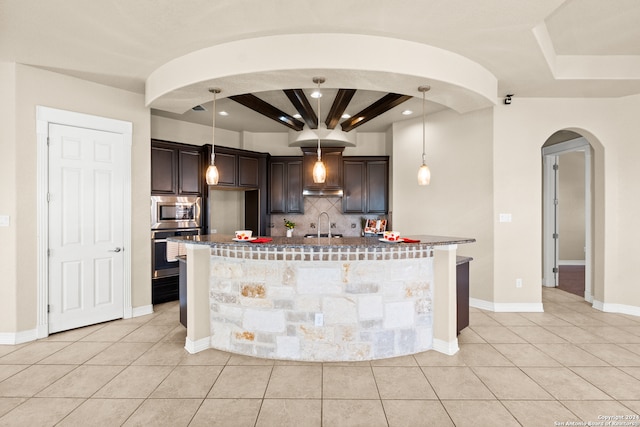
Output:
[{"xmin": 170, "ymin": 234, "xmax": 474, "ymax": 361}]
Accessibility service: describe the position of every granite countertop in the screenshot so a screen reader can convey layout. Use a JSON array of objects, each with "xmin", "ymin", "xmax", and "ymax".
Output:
[{"xmin": 168, "ymin": 234, "xmax": 475, "ymax": 249}]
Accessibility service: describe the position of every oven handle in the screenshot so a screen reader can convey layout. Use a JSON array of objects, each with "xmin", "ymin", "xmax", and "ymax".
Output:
[{"xmin": 154, "ymin": 239, "xmax": 168, "ymax": 243}]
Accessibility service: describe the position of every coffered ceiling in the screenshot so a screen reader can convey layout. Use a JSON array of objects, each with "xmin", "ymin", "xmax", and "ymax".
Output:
[{"xmin": 2, "ymin": 0, "xmax": 640, "ymax": 133}]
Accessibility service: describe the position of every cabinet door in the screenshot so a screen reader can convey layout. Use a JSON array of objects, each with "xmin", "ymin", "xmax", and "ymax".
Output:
[
  {"xmin": 343, "ymin": 161, "xmax": 366, "ymax": 213},
  {"xmin": 178, "ymin": 150, "xmax": 201, "ymax": 195},
  {"xmin": 269, "ymin": 162, "xmax": 286, "ymax": 213},
  {"xmin": 286, "ymin": 160, "xmax": 304, "ymax": 213},
  {"xmin": 323, "ymin": 151, "xmax": 343, "ymax": 190},
  {"xmin": 302, "ymin": 148, "xmax": 343, "ymax": 191},
  {"xmin": 367, "ymin": 160, "xmax": 388, "ymax": 213},
  {"xmin": 151, "ymin": 146, "xmax": 177, "ymax": 194},
  {"xmin": 238, "ymin": 156, "xmax": 259, "ymax": 187},
  {"xmin": 215, "ymin": 152, "xmax": 237, "ymax": 186}
]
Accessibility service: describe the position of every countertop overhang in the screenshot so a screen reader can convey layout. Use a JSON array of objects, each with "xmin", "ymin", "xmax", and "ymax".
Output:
[{"xmin": 168, "ymin": 234, "xmax": 475, "ymax": 249}]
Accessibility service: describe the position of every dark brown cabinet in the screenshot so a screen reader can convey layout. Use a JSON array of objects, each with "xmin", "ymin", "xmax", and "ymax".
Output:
[
  {"xmin": 301, "ymin": 147, "xmax": 344, "ymax": 193},
  {"xmin": 269, "ymin": 157, "xmax": 304, "ymax": 214},
  {"xmin": 342, "ymin": 157, "xmax": 388, "ymax": 214},
  {"xmin": 214, "ymin": 147, "xmax": 261, "ymax": 189},
  {"xmin": 151, "ymin": 140, "xmax": 204, "ymax": 196}
]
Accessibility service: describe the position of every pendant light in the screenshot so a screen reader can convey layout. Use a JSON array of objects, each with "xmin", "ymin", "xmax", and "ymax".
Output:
[
  {"xmin": 206, "ymin": 88, "xmax": 221, "ymax": 185},
  {"xmin": 417, "ymin": 85, "xmax": 431, "ymax": 186},
  {"xmin": 312, "ymin": 77, "xmax": 327, "ymax": 184}
]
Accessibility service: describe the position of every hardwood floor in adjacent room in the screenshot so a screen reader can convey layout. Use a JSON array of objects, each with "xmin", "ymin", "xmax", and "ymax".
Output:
[{"xmin": 558, "ymin": 265, "xmax": 586, "ymax": 297}]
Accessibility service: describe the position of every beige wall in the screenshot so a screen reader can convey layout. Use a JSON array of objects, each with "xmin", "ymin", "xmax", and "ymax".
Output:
[
  {"xmin": 390, "ymin": 108, "xmax": 494, "ymax": 303},
  {"xmin": 0, "ymin": 62, "xmax": 18, "ymax": 331},
  {"xmin": 2, "ymin": 64, "xmax": 151, "ymax": 335},
  {"xmin": 493, "ymin": 95, "xmax": 640, "ymax": 308},
  {"xmin": 151, "ymin": 115, "xmax": 389, "ymax": 156},
  {"xmin": 558, "ymin": 151, "xmax": 586, "ymax": 261}
]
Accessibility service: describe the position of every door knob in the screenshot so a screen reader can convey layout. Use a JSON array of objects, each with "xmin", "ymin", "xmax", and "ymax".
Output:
[{"xmin": 109, "ymin": 247, "xmax": 122, "ymax": 253}]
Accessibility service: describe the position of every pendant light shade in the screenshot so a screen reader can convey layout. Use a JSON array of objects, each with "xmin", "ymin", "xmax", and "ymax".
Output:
[
  {"xmin": 417, "ymin": 85, "xmax": 431, "ymax": 186},
  {"xmin": 312, "ymin": 77, "xmax": 326, "ymax": 184},
  {"xmin": 206, "ymin": 88, "xmax": 221, "ymax": 185}
]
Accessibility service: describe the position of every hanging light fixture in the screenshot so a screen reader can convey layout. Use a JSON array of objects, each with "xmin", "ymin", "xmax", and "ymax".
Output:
[
  {"xmin": 417, "ymin": 85, "xmax": 431, "ymax": 186},
  {"xmin": 312, "ymin": 77, "xmax": 327, "ymax": 184},
  {"xmin": 206, "ymin": 88, "xmax": 221, "ymax": 185}
]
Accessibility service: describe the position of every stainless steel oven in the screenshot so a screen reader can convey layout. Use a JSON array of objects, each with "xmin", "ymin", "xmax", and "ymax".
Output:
[
  {"xmin": 151, "ymin": 196, "xmax": 202, "ymax": 230},
  {"xmin": 151, "ymin": 228, "xmax": 201, "ymax": 279}
]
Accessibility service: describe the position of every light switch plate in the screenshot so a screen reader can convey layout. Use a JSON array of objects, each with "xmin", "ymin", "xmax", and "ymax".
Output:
[
  {"xmin": 499, "ymin": 213, "xmax": 512, "ymax": 223},
  {"xmin": 0, "ymin": 215, "xmax": 9, "ymax": 227}
]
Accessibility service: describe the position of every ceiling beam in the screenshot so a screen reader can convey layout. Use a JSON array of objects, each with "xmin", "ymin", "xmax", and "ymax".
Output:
[
  {"xmin": 340, "ymin": 93, "xmax": 412, "ymax": 132},
  {"xmin": 229, "ymin": 93, "xmax": 305, "ymax": 131},
  {"xmin": 325, "ymin": 89, "xmax": 356, "ymax": 129},
  {"xmin": 283, "ymin": 89, "xmax": 317, "ymax": 129}
]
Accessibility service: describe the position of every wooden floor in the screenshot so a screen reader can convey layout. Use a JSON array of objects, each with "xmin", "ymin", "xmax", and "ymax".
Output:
[{"xmin": 557, "ymin": 265, "xmax": 585, "ymax": 297}]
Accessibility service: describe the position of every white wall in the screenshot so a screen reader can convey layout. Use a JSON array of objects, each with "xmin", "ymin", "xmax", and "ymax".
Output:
[
  {"xmin": 2, "ymin": 64, "xmax": 151, "ymax": 335},
  {"xmin": 391, "ymin": 108, "xmax": 494, "ymax": 302}
]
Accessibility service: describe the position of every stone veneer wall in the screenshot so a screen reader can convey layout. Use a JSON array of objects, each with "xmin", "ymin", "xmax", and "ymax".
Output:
[{"xmin": 208, "ymin": 245, "xmax": 434, "ymax": 361}]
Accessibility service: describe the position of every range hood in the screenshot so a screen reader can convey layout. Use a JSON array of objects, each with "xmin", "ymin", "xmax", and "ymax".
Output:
[{"xmin": 302, "ymin": 188, "xmax": 344, "ymax": 197}]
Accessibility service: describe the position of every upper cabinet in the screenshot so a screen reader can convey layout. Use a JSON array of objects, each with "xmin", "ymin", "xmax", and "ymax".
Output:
[
  {"xmin": 342, "ymin": 157, "xmax": 389, "ymax": 214},
  {"xmin": 301, "ymin": 147, "xmax": 344, "ymax": 194},
  {"xmin": 269, "ymin": 157, "xmax": 304, "ymax": 214},
  {"xmin": 151, "ymin": 140, "xmax": 204, "ymax": 196},
  {"xmin": 213, "ymin": 146, "xmax": 264, "ymax": 189}
]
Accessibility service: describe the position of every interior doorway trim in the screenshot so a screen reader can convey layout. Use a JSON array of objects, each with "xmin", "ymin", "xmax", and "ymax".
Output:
[
  {"xmin": 542, "ymin": 137, "xmax": 592, "ymax": 302},
  {"xmin": 36, "ymin": 106, "xmax": 133, "ymax": 339}
]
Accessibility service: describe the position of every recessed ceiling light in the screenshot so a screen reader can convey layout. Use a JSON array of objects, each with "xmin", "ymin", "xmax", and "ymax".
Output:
[
  {"xmin": 402, "ymin": 110, "xmax": 413, "ymax": 115},
  {"xmin": 341, "ymin": 113, "xmax": 351, "ymax": 119},
  {"xmin": 219, "ymin": 111, "xmax": 229, "ymax": 116}
]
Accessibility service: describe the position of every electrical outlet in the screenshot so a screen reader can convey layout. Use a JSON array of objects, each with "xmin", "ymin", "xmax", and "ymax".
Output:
[
  {"xmin": 516, "ymin": 278, "xmax": 522, "ymax": 288},
  {"xmin": 0, "ymin": 215, "xmax": 9, "ymax": 227},
  {"xmin": 314, "ymin": 313, "xmax": 324, "ymax": 326},
  {"xmin": 211, "ymin": 229, "xmax": 217, "ymax": 234}
]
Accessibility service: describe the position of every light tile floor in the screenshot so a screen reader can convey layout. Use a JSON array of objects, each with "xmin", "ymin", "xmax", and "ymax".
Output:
[{"xmin": 1, "ymin": 288, "xmax": 640, "ymax": 426}]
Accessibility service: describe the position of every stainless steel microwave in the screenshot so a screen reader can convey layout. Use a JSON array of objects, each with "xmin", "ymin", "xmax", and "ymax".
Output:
[{"xmin": 151, "ymin": 196, "xmax": 202, "ymax": 230}]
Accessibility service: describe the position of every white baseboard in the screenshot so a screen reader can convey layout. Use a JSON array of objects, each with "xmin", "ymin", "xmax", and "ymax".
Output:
[
  {"xmin": 470, "ymin": 298, "xmax": 544, "ymax": 313},
  {"xmin": 185, "ymin": 336, "xmax": 211, "ymax": 354},
  {"xmin": 0, "ymin": 328, "xmax": 39, "ymax": 345},
  {"xmin": 132, "ymin": 305, "xmax": 154, "ymax": 318},
  {"xmin": 592, "ymin": 300, "xmax": 640, "ymax": 317},
  {"xmin": 432, "ymin": 338, "xmax": 459, "ymax": 355},
  {"xmin": 558, "ymin": 260, "xmax": 586, "ymax": 266}
]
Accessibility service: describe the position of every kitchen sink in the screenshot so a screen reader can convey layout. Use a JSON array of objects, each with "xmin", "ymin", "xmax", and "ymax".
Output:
[{"xmin": 304, "ymin": 233, "xmax": 343, "ymax": 238}]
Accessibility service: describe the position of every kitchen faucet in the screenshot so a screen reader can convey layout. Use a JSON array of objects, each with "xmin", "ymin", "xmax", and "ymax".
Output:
[{"xmin": 317, "ymin": 211, "xmax": 331, "ymax": 238}]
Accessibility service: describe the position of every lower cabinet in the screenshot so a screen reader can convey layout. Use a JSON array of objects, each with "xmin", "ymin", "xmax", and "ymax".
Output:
[
  {"xmin": 456, "ymin": 257, "xmax": 472, "ymax": 334},
  {"xmin": 152, "ymin": 276, "xmax": 179, "ymax": 305},
  {"xmin": 178, "ymin": 256, "xmax": 187, "ymax": 327}
]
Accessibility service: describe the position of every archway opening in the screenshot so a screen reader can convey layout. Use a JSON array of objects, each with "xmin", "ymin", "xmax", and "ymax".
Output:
[{"xmin": 541, "ymin": 129, "xmax": 604, "ymax": 305}]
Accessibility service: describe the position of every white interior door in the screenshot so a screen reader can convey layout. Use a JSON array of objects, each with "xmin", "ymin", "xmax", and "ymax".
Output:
[{"xmin": 48, "ymin": 123, "xmax": 125, "ymax": 333}]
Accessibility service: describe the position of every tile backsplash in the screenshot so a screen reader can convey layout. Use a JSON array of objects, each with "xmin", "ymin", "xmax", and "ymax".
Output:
[{"xmin": 269, "ymin": 197, "xmax": 388, "ymax": 237}]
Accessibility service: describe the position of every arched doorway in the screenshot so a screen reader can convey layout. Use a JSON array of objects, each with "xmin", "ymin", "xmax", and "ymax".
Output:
[{"xmin": 542, "ymin": 130, "xmax": 601, "ymax": 304}]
